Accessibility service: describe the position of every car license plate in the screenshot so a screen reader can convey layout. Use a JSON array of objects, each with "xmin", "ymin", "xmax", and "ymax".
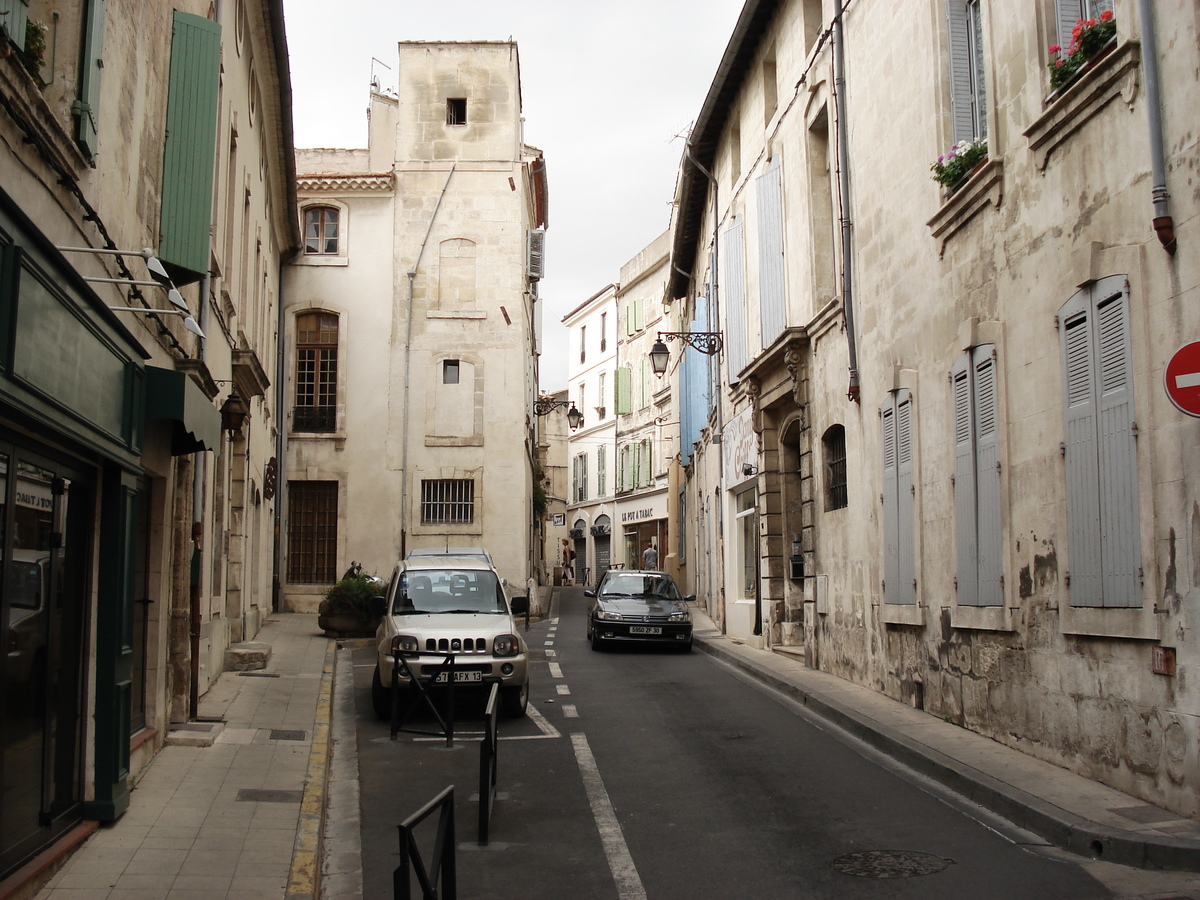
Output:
[
  {"xmin": 629, "ymin": 625, "xmax": 662, "ymax": 635},
  {"xmin": 433, "ymin": 670, "xmax": 483, "ymax": 684}
]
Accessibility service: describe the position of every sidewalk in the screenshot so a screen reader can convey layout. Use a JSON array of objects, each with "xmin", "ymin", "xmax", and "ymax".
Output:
[
  {"xmin": 689, "ymin": 606, "xmax": 1200, "ymax": 874},
  {"xmin": 35, "ymin": 614, "xmax": 335, "ymax": 900}
]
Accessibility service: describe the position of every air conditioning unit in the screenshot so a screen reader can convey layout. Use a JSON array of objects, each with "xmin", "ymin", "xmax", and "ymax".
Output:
[{"xmin": 527, "ymin": 228, "xmax": 545, "ymax": 282}]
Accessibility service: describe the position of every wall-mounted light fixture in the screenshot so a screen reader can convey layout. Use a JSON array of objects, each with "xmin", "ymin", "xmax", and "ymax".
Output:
[
  {"xmin": 58, "ymin": 246, "xmax": 206, "ymax": 338},
  {"xmin": 533, "ymin": 397, "xmax": 584, "ymax": 431},
  {"xmin": 220, "ymin": 392, "xmax": 248, "ymax": 435},
  {"xmin": 649, "ymin": 331, "xmax": 723, "ymax": 377},
  {"xmin": 742, "ymin": 463, "xmax": 759, "ymax": 477}
]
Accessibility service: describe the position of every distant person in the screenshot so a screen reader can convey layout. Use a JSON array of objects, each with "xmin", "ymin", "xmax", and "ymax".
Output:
[
  {"xmin": 642, "ymin": 543, "xmax": 659, "ymax": 570},
  {"xmin": 562, "ymin": 539, "xmax": 575, "ymax": 584}
]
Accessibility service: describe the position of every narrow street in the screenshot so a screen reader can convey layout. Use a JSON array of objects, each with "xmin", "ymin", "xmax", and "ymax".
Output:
[{"xmin": 343, "ymin": 588, "xmax": 1191, "ymax": 899}]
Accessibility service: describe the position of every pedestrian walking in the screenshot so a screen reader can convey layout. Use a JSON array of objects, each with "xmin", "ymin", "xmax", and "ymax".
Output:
[
  {"xmin": 562, "ymin": 538, "xmax": 576, "ymax": 584},
  {"xmin": 642, "ymin": 542, "xmax": 659, "ymax": 570}
]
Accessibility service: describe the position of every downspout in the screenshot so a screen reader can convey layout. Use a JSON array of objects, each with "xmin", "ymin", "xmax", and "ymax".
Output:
[
  {"xmin": 833, "ymin": 0, "xmax": 860, "ymax": 402},
  {"xmin": 399, "ymin": 164, "xmax": 456, "ymax": 557},
  {"xmin": 1135, "ymin": 0, "xmax": 1176, "ymax": 255}
]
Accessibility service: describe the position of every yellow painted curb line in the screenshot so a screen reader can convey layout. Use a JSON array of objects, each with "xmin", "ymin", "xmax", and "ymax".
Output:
[{"xmin": 286, "ymin": 639, "xmax": 337, "ymax": 900}]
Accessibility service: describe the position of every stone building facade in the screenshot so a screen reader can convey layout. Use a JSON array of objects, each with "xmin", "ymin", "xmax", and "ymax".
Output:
[
  {"xmin": 665, "ymin": 0, "xmax": 1199, "ymax": 817},
  {"xmin": 284, "ymin": 42, "xmax": 548, "ymax": 609},
  {"xmin": 0, "ymin": 0, "xmax": 296, "ymax": 884}
]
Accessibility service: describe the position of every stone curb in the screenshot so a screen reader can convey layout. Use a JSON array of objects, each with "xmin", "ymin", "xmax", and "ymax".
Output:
[
  {"xmin": 693, "ymin": 632, "xmax": 1200, "ymax": 874},
  {"xmin": 285, "ymin": 638, "xmax": 338, "ymax": 900}
]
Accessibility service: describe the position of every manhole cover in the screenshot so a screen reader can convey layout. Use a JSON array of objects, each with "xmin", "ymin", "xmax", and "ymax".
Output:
[{"xmin": 832, "ymin": 850, "xmax": 953, "ymax": 878}]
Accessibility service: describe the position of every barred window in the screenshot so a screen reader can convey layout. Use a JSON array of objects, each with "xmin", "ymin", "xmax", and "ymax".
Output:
[
  {"xmin": 422, "ymin": 479, "xmax": 474, "ymax": 524},
  {"xmin": 287, "ymin": 481, "xmax": 338, "ymax": 582},
  {"xmin": 294, "ymin": 311, "xmax": 338, "ymax": 432},
  {"xmin": 823, "ymin": 425, "xmax": 848, "ymax": 510}
]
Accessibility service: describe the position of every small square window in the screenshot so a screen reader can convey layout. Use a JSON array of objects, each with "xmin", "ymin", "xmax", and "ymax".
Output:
[
  {"xmin": 443, "ymin": 360, "xmax": 460, "ymax": 384},
  {"xmin": 447, "ymin": 98, "xmax": 467, "ymax": 126}
]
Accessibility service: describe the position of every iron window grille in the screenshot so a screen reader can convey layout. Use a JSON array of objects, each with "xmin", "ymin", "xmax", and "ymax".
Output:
[{"xmin": 422, "ymin": 479, "xmax": 475, "ymax": 524}]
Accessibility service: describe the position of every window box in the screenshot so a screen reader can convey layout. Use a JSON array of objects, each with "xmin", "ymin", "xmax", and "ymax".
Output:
[
  {"xmin": 1024, "ymin": 40, "xmax": 1140, "ymax": 171},
  {"xmin": 926, "ymin": 157, "xmax": 1004, "ymax": 257}
]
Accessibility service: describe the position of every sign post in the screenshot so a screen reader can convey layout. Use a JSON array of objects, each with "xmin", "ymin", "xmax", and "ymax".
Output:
[{"xmin": 1165, "ymin": 341, "xmax": 1200, "ymax": 418}]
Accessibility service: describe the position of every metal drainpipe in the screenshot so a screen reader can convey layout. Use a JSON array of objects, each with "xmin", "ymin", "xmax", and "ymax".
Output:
[
  {"xmin": 833, "ymin": 0, "xmax": 860, "ymax": 402},
  {"xmin": 399, "ymin": 164, "xmax": 456, "ymax": 557},
  {"xmin": 1136, "ymin": 0, "xmax": 1176, "ymax": 255},
  {"xmin": 188, "ymin": 268, "xmax": 210, "ymax": 720}
]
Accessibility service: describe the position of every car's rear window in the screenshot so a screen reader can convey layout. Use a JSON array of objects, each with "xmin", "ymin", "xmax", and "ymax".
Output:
[
  {"xmin": 393, "ymin": 568, "xmax": 506, "ymax": 614},
  {"xmin": 600, "ymin": 573, "xmax": 682, "ymax": 601}
]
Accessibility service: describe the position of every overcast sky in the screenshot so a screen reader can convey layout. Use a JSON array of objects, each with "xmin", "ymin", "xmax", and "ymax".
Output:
[{"xmin": 281, "ymin": 0, "xmax": 741, "ymax": 391}]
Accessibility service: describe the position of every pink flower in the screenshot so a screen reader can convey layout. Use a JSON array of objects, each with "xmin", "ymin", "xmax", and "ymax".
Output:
[
  {"xmin": 1100, "ymin": 10, "xmax": 1113, "ymax": 22},
  {"xmin": 1056, "ymin": 59, "xmax": 1065, "ymax": 67},
  {"xmin": 1048, "ymin": 44, "xmax": 1061, "ymax": 54}
]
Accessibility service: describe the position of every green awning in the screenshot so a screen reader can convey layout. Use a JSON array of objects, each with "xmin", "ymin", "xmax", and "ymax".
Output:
[{"xmin": 144, "ymin": 366, "xmax": 221, "ymax": 454}]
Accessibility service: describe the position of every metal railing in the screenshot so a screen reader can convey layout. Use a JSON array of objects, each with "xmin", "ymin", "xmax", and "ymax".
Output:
[
  {"xmin": 477, "ymin": 683, "xmax": 499, "ymax": 845},
  {"xmin": 394, "ymin": 786, "xmax": 456, "ymax": 900},
  {"xmin": 390, "ymin": 640, "xmax": 457, "ymax": 746}
]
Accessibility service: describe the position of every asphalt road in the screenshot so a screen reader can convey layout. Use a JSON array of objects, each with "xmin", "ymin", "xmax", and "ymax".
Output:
[{"xmin": 348, "ymin": 588, "xmax": 1173, "ymax": 899}]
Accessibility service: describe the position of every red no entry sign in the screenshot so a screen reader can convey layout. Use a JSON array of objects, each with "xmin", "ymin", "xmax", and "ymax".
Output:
[{"xmin": 1165, "ymin": 341, "xmax": 1200, "ymax": 418}]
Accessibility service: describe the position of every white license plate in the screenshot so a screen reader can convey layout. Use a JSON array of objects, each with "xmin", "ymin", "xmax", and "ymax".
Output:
[
  {"xmin": 433, "ymin": 670, "xmax": 483, "ymax": 684},
  {"xmin": 629, "ymin": 626, "xmax": 662, "ymax": 635}
]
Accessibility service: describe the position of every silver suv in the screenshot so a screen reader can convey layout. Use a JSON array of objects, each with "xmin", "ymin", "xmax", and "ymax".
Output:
[{"xmin": 372, "ymin": 555, "xmax": 530, "ymax": 718}]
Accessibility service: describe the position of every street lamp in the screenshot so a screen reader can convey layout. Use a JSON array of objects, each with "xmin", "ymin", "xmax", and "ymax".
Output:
[
  {"xmin": 533, "ymin": 398, "xmax": 584, "ymax": 430},
  {"xmin": 649, "ymin": 331, "xmax": 723, "ymax": 377}
]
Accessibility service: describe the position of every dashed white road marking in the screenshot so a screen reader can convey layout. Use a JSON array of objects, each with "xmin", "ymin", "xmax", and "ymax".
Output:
[
  {"xmin": 549, "ymin": 663, "xmax": 563, "ymax": 679},
  {"xmin": 556, "ymin": 683, "xmax": 571, "ymax": 696},
  {"xmin": 563, "ymin": 704, "xmax": 579, "ymax": 718},
  {"xmin": 545, "ymin": 648, "xmax": 557, "ymax": 659},
  {"xmin": 570, "ymin": 732, "xmax": 645, "ymax": 899}
]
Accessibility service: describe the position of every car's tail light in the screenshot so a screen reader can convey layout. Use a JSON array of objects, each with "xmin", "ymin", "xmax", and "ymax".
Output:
[{"xmin": 493, "ymin": 634, "xmax": 519, "ymax": 657}]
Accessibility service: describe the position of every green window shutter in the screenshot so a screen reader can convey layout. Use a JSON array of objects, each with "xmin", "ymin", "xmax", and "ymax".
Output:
[
  {"xmin": 74, "ymin": 0, "xmax": 106, "ymax": 163},
  {"xmin": 634, "ymin": 296, "xmax": 644, "ymax": 332},
  {"xmin": 614, "ymin": 366, "xmax": 632, "ymax": 415},
  {"xmin": 159, "ymin": 12, "xmax": 221, "ymax": 282}
]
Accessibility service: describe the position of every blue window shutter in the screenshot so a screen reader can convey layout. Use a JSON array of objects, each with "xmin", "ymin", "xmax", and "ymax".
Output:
[
  {"xmin": 973, "ymin": 346, "xmax": 1002, "ymax": 606},
  {"xmin": 947, "ymin": 1, "xmax": 975, "ymax": 144},
  {"xmin": 75, "ymin": 0, "xmax": 106, "ymax": 163},
  {"xmin": 896, "ymin": 392, "xmax": 916, "ymax": 605},
  {"xmin": 159, "ymin": 12, "xmax": 222, "ymax": 282},
  {"xmin": 722, "ymin": 218, "xmax": 748, "ymax": 381},
  {"xmin": 757, "ymin": 157, "xmax": 787, "ymax": 348},
  {"xmin": 1060, "ymin": 290, "xmax": 1104, "ymax": 607},
  {"xmin": 1093, "ymin": 280, "xmax": 1140, "ymax": 607},
  {"xmin": 952, "ymin": 356, "xmax": 979, "ymax": 606}
]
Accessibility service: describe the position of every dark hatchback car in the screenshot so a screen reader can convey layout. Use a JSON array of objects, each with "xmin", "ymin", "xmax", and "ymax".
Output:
[{"xmin": 585, "ymin": 570, "xmax": 695, "ymax": 651}]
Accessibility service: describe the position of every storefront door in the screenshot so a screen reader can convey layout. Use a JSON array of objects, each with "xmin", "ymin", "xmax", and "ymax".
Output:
[{"xmin": 0, "ymin": 440, "xmax": 92, "ymax": 877}]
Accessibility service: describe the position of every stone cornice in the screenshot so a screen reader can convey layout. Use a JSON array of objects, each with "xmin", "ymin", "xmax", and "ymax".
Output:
[{"xmin": 296, "ymin": 174, "xmax": 394, "ymax": 194}]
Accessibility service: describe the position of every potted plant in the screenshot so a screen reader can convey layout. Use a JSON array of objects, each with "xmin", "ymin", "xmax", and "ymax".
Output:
[
  {"xmin": 1047, "ymin": 11, "xmax": 1117, "ymax": 92},
  {"xmin": 930, "ymin": 138, "xmax": 988, "ymax": 191},
  {"xmin": 317, "ymin": 563, "xmax": 386, "ymax": 636}
]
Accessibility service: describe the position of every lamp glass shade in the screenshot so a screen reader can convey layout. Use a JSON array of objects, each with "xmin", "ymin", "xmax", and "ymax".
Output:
[
  {"xmin": 649, "ymin": 340, "xmax": 669, "ymax": 376},
  {"xmin": 566, "ymin": 405, "xmax": 584, "ymax": 430}
]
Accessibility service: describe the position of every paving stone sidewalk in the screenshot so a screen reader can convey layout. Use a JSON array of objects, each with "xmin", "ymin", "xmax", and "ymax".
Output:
[{"xmin": 36, "ymin": 614, "xmax": 333, "ymax": 900}]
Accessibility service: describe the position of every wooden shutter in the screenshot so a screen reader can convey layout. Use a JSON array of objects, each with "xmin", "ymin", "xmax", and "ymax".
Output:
[
  {"xmin": 757, "ymin": 157, "xmax": 787, "ymax": 348},
  {"xmin": 75, "ymin": 0, "xmax": 106, "ymax": 162},
  {"xmin": 1060, "ymin": 290, "xmax": 1105, "ymax": 606},
  {"xmin": 895, "ymin": 392, "xmax": 916, "ymax": 605},
  {"xmin": 1055, "ymin": 0, "xmax": 1083, "ymax": 48},
  {"xmin": 881, "ymin": 398, "xmax": 900, "ymax": 603},
  {"xmin": 973, "ymin": 346, "xmax": 1002, "ymax": 606},
  {"xmin": 159, "ymin": 12, "xmax": 222, "ymax": 281},
  {"xmin": 640, "ymin": 356, "xmax": 650, "ymax": 409},
  {"xmin": 1094, "ymin": 281, "xmax": 1139, "ymax": 606},
  {"xmin": 722, "ymin": 218, "xmax": 748, "ymax": 381},
  {"xmin": 597, "ymin": 445, "xmax": 606, "ymax": 496},
  {"xmin": 951, "ymin": 356, "xmax": 979, "ymax": 606},
  {"xmin": 614, "ymin": 366, "xmax": 632, "ymax": 415},
  {"xmin": 947, "ymin": 0, "xmax": 976, "ymax": 144}
]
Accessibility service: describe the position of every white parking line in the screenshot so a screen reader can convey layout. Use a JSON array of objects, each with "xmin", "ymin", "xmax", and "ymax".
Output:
[{"xmin": 570, "ymin": 733, "xmax": 646, "ymax": 900}]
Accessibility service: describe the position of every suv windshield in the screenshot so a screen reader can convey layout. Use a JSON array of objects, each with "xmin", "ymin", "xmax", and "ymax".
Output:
[
  {"xmin": 392, "ymin": 568, "xmax": 507, "ymax": 615},
  {"xmin": 600, "ymin": 573, "xmax": 682, "ymax": 601}
]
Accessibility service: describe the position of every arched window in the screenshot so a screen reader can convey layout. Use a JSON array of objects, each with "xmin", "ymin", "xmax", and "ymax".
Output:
[
  {"xmin": 822, "ymin": 424, "xmax": 847, "ymax": 510},
  {"xmin": 304, "ymin": 206, "xmax": 339, "ymax": 255},
  {"xmin": 294, "ymin": 312, "xmax": 338, "ymax": 432}
]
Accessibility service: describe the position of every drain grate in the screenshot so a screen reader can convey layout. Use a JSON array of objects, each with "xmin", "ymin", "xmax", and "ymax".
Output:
[
  {"xmin": 237, "ymin": 789, "xmax": 303, "ymax": 804},
  {"xmin": 238, "ymin": 671, "xmax": 281, "ymax": 678},
  {"xmin": 270, "ymin": 729, "xmax": 307, "ymax": 741},
  {"xmin": 832, "ymin": 850, "xmax": 953, "ymax": 878}
]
